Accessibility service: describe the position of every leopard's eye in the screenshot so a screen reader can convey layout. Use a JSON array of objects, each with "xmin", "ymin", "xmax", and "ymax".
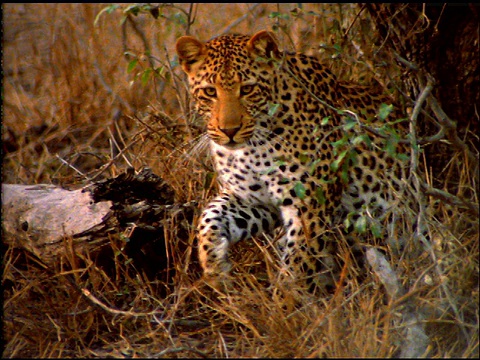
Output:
[
  {"xmin": 202, "ymin": 87, "xmax": 217, "ymax": 97},
  {"xmin": 240, "ymin": 84, "xmax": 255, "ymax": 96}
]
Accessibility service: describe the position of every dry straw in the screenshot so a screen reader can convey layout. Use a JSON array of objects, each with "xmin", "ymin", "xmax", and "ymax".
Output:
[{"xmin": 3, "ymin": 3, "xmax": 478, "ymax": 358}]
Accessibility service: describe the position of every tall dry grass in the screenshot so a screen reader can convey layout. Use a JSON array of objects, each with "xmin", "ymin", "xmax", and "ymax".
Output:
[{"xmin": 2, "ymin": 3, "xmax": 478, "ymax": 358}]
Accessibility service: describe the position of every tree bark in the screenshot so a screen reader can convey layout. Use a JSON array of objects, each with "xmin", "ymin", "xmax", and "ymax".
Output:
[
  {"xmin": 365, "ymin": 3, "xmax": 479, "ymax": 134},
  {"xmin": 364, "ymin": 3, "xmax": 479, "ymax": 197}
]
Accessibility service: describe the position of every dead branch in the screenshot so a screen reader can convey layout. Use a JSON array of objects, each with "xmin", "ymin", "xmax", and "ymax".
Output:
[
  {"xmin": 2, "ymin": 183, "xmax": 113, "ymax": 263},
  {"xmin": 427, "ymin": 92, "xmax": 478, "ymax": 165},
  {"xmin": 422, "ymin": 185, "xmax": 479, "ymax": 217},
  {"xmin": 366, "ymin": 248, "xmax": 429, "ymax": 358},
  {"xmin": 2, "ymin": 167, "xmax": 195, "ymax": 265}
]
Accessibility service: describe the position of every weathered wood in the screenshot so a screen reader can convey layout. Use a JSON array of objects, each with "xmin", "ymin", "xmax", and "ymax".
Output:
[
  {"xmin": 2, "ymin": 183, "xmax": 113, "ymax": 263},
  {"xmin": 366, "ymin": 248, "xmax": 429, "ymax": 358},
  {"xmin": 1, "ymin": 167, "xmax": 193, "ymax": 268}
]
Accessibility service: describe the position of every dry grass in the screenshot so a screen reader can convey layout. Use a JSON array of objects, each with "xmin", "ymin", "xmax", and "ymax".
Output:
[{"xmin": 2, "ymin": 3, "xmax": 478, "ymax": 358}]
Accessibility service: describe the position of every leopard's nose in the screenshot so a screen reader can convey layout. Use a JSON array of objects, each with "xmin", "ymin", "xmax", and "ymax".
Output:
[{"xmin": 220, "ymin": 127, "xmax": 241, "ymax": 141}]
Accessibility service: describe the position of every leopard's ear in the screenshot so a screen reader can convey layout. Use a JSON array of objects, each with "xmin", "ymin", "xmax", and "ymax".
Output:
[
  {"xmin": 176, "ymin": 36, "xmax": 206, "ymax": 74},
  {"xmin": 247, "ymin": 30, "xmax": 280, "ymax": 61}
]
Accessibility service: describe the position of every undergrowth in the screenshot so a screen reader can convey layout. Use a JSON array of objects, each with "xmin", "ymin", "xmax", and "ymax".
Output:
[{"xmin": 2, "ymin": 4, "xmax": 478, "ymax": 358}]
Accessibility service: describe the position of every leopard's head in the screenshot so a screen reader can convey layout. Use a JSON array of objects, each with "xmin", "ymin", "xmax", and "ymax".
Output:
[{"xmin": 176, "ymin": 31, "xmax": 281, "ymax": 148}]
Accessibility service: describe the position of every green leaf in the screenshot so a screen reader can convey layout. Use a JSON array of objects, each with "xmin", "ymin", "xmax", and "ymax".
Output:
[
  {"xmin": 315, "ymin": 187, "xmax": 326, "ymax": 205},
  {"xmin": 354, "ymin": 216, "xmax": 367, "ymax": 233},
  {"xmin": 347, "ymin": 148, "xmax": 358, "ymax": 165},
  {"xmin": 321, "ymin": 116, "xmax": 330, "ymax": 125},
  {"xmin": 385, "ymin": 134, "xmax": 399, "ymax": 157},
  {"xmin": 320, "ymin": 175, "xmax": 336, "ymax": 184},
  {"xmin": 204, "ymin": 172, "xmax": 215, "ymax": 190},
  {"xmin": 171, "ymin": 12, "xmax": 187, "ymax": 25},
  {"xmin": 396, "ymin": 153, "xmax": 410, "ymax": 161},
  {"xmin": 294, "ymin": 182, "xmax": 306, "ymax": 200},
  {"xmin": 94, "ymin": 4, "xmax": 120, "ymax": 26},
  {"xmin": 269, "ymin": 11, "xmax": 290, "ymax": 20},
  {"xmin": 378, "ymin": 103, "xmax": 394, "ymax": 121},
  {"xmin": 124, "ymin": 4, "xmax": 141, "ymax": 16},
  {"xmin": 331, "ymin": 136, "xmax": 348, "ymax": 149},
  {"xmin": 370, "ymin": 223, "xmax": 382, "ymax": 238},
  {"xmin": 309, "ymin": 158, "xmax": 321, "ymax": 174},
  {"xmin": 261, "ymin": 166, "xmax": 277, "ymax": 175},
  {"xmin": 333, "ymin": 43, "xmax": 342, "ymax": 53},
  {"xmin": 298, "ymin": 153, "xmax": 310, "ymax": 165},
  {"xmin": 343, "ymin": 119, "xmax": 356, "ymax": 131},
  {"xmin": 274, "ymin": 158, "xmax": 286, "ymax": 166},
  {"xmin": 351, "ymin": 134, "xmax": 372, "ymax": 147},
  {"xmin": 290, "ymin": 7, "xmax": 302, "ymax": 17},
  {"xmin": 119, "ymin": 233, "xmax": 130, "ymax": 242},
  {"xmin": 141, "ymin": 68, "xmax": 152, "ymax": 86},
  {"xmin": 268, "ymin": 103, "xmax": 280, "ymax": 117},
  {"xmin": 341, "ymin": 160, "xmax": 350, "ymax": 183},
  {"xmin": 330, "ymin": 149, "xmax": 348, "ymax": 172},
  {"xmin": 155, "ymin": 66, "xmax": 165, "ymax": 77},
  {"xmin": 127, "ymin": 59, "xmax": 138, "ymax": 73}
]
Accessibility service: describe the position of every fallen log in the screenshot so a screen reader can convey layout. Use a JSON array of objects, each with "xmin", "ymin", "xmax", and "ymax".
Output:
[
  {"xmin": 2, "ymin": 183, "xmax": 113, "ymax": 263},
  {"xmin": 2, "ymin": 167, "xmax": 196, "ymax": 271}
]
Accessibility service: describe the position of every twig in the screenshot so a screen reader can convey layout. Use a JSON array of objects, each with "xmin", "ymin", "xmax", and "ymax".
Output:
[
  {"xmin": 107, "ymin": 125, "xmax": 133, "ymax": 168},
  {"xmin": 393, "ymin": 51, "xmax": 419, "ymax": 71},
  {"xmin": 408, "ymin": 76, "xmax": 473, "ymax": 343},
  {"xmin": 366, "ymin": 249, "xmax": 429, "ymax": 358},
  {"xmin": 45, "ymin": 313, "xmax": 63, "ymax": 343},
  {"xmin": 81, "ymin": 287, "xmax": 175, "ymax": 321},
  {"xmin": 93, "ymin": 60, "xmax": 132, "ymax": 113},
  {"xmin": 409, "ymin": 75, "xmax": 433, "ymax": 251},
  {"xmin": 81, "ymin": 287, "xmax": 209, "ymax": 327},
  {"xmin": 154, "ymin": 346, "xmax": 208, "ymax": 358},
  {"xmin": 126, "ymin": 14, "xmax": 154, "ymax": 69},
  {"xmin": 344, "ymin": 4, "xmax": 367, "ymax": 39},
  {"xmin": 422, "ymin": 185, "xmax": 479, "ymax": 216},
  {"xmin": 296, "ymin": 55, "xmax": 477, "ymax": 219},
  {"xmin": 55, "ymin": 154, "xmax": 91, "ymax": 181},
  {"xmin": 366, "ymin": 249, "xmax": 403, "ymax": 299},
  {"xmin": 185, "ymin": 3, "xmax": 197, "ymax": 35},
  {"xmin": 413, "ymin": 222, "xmax": 472, "ymax": 343},
  {"xmin": 163, "ymin": 45, "xmax": 190, "ymax": 132},
  {"xmin": 87, "ymin": 135, "xmax": 142, "ymax": 182},
  {"xmin": 427, "ymin": 92, "xmax": 478, "ymax": 165},
  {"xmin": 217, "ymin": 4, "xmax": 262, "ymax": 37}
]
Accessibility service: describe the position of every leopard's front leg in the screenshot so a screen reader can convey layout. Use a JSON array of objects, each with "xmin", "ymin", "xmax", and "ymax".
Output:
[
  {"xmin": 278, "ymin": 188, "xmax": 341, "ymax": 294},
  {"xmin": 197, "ymin": 191, "xmax": 280, "ymax": 285}
]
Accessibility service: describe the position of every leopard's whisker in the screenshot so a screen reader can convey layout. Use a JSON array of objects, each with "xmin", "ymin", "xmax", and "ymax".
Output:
[
  {"xmin": 166, "ymin": 132, "xmax": 211, "ymax": 168},
  {"xmin": 250, "ymin": 127, "xmax": 288, "ymax": 154}
]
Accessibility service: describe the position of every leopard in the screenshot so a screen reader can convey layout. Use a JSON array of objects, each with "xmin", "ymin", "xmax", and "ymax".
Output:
[{"xmin": 176, "ymin": 30, "xmax": 417, "ymax": 293}]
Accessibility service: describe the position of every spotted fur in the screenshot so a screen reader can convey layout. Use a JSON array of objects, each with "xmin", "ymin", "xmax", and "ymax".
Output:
[{"xmin": 176, "ymin": 30, "xmax": 413, "ymax": 292}]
